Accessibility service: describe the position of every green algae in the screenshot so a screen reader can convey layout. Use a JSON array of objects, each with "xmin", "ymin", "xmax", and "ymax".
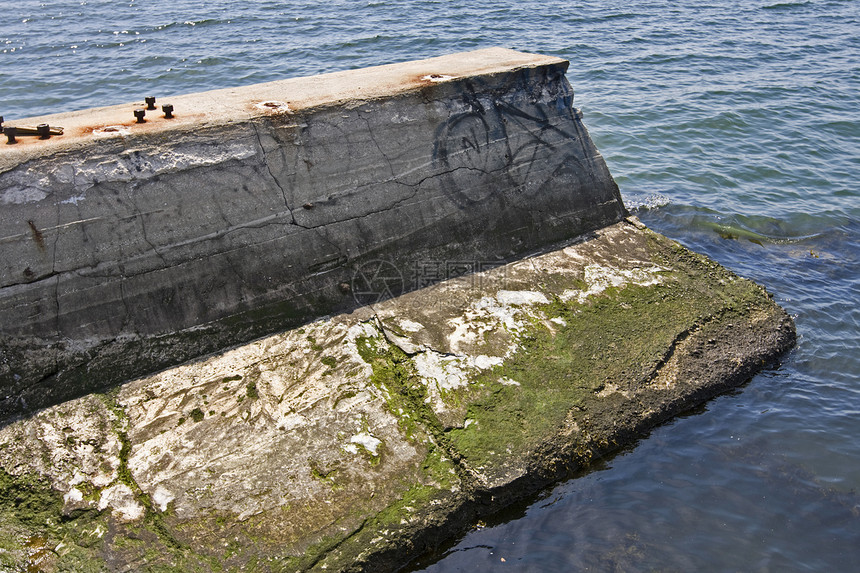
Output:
[
  {"xmin": 355, "ymin": 334, "xmax": 431, "ymax": 442},
  {"xmin": 278, "ymin": 532, "xmax": 347, "ymax": 572},
  {"xmin": 448, "ymin": 236, "xmax": 771, "ymax": 471},
  {"xmin": 304, "ymin": 444, "xmax": 462, "ymax": 573},
  {"xmin": 307, "ymin": 335, "xmax": 323, "ymax": 352},
  {"xmin": 0, "ymin": 468, "xmax": 113, "ymax": 571},
  {"xmin": 97, "ymin": 391, "xmax": 186, "ymax": 554},
  {"xmin": 11, "ymin": 341, "xmax": 446, "ymax": 570},
  {"xmin": 365, "ymin": 445, "xmax": 458, "ymax": 528},
  {"xmin": 0, "ymin": 469, "xmax": 64, "ymax": 529}
]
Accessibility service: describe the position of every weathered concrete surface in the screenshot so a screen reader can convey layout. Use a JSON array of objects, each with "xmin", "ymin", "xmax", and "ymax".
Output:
[
  {"xmin": 0, "ymin": 48, "xmax": 625, "ymax": 418},
  {"xmin": 0, "ymin": 219, "xmax": 795, "ymax": 571}
]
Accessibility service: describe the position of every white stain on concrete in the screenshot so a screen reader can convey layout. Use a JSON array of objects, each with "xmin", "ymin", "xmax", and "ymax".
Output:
[
  {"xmin": 93, "ymin": 125, "xmax": 131, "ymax": 137},
  {"xmin": 398, "ymin": 319, "xmax": 425, "ymax": 333},
  {"xmin": 562, "ymin": 264, "xmax": 664, "ymax": 303},
  {"xmin": 255, "ymin": 101, "xmax": 291, "ymax": 112},
  {"xmin": 474, "ymin": 354, "xmax": 502, "ymax": 370},
  {"xmin": 152, "ymin": 485, "xmax": 175, "ymax": 512},
  {"xmin": 59, "ymin": 194, "xmax": 86, "ymax": 205},
  {"xmin": 414, "ymin": 351, "xmax": 470, "ymax": 390},
  {"xmin": 496, "ymin": 290, "xmax": 550, "ymax": 306},
  {"xmin": 421, "ymin": 74, "xmax": 455, "ymax": 82},
  {"xmin": 64, "ymin": 487, "xmax": 84, "ymax": 504},
  {"xmin": 98, "ymin": 484, "xmax": 145, "ymax": 522},
  {"xmin": 350, "ymin": 432, "xmax": 382, "ymax": 456}
]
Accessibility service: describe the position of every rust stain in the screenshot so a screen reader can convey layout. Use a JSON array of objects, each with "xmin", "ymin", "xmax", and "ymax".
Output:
[
  {"xmin": 249, "ymin": 100, "xmax": 294, "ymax": 115},
  {"xmin": 70, "ymin": 111, "xmax": 206, "ymax": 138},
  {"xmin": 412, "ymin": 73, "xmax": 456, "ymax": 88},
  {"xmin": 27, "ymin": 220, "xmax": 46, "ymax": 252}
]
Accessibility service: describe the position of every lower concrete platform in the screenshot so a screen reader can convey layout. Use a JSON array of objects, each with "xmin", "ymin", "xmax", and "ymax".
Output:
[{"xmin": 0, "ymin": 218, "xmax": 794, "ymax": 572}]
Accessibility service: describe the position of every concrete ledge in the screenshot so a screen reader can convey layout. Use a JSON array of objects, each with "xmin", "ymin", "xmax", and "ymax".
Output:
[
  {"xmin": 0, "ymin": 219, "xmax": 795, "ymax": 571},
  {"xmin": 0, "ymin": 48, "xmax": 566, "ymax": 167},
  {"xmin": 0, "ymin": 48, "xmax": 625, "ymax": 418}
]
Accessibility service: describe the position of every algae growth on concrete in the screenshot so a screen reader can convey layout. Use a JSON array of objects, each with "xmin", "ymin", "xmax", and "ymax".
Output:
[{"xmin": 0, "ymin": 220, "xmax": 795, "ymax": 571}]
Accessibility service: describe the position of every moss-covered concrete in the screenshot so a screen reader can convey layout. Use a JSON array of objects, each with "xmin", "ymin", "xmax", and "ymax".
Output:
[{"xmin": 0, "ymin": 219, "xmax": 794, "ymax": 571}]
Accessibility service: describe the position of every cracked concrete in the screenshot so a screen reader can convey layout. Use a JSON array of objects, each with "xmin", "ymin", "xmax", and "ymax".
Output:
[{"xmin": 0, "ymin": 49, "xmax": 625, "ymax": 418}]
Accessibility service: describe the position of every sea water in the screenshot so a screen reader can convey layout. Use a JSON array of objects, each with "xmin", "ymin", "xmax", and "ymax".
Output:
[{"xmin": 2, "ymin": 1, "xmax": 858, "ymax": 570}]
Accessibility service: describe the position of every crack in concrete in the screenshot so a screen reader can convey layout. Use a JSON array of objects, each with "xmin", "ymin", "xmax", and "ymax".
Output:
[
  {"xmin": 368, "ymin": 312, "xmax": 478, "ymax": 469},
  {"xmin": 303, "ymin": 313, "xmax": 484, "ymax": 568},
  {"xmin": 1, "ymin": 154, "xmax": 506, "ymax": 298},
  {"xmin": 252, "ymin": 121, "xmax": 349, "ymax": 262},
  {"xmin": 50, "ymin": 198, "xmax": 62, "ymax": 378},
  {"xmin": 357, "ymin": 109, "xmax": 397, "ymax": 180},
  {"xmin": 251, "ymin": 122, "xmax": 296, "ymax": 224},
  {"xmin": 118, "ymin": 275, "xmax": 133, "ymax": 335},
  {"xmin": 124, "ymin": 182, "xmax": 168, "ymax": 268},
  {"xmin": 100, "ymin": 393, "xmax": 184, "ymax": 550}
]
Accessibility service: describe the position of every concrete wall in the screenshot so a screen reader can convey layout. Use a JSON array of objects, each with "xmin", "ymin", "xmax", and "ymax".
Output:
[{"xmin": 0, "ymin": 48, "xmax": 626, "ymax": 417}]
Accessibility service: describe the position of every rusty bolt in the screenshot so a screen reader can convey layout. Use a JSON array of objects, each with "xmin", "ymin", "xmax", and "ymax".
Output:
[
  {"xmin": 162, "ymin": 103, "xmax": 174, "ymax": 119},
  {"xmin": 4, "ymin": 126, "xmax": 17, "ymax": 144},
  {"xmin": 134, "ymin": 109, "xmax": 146, "ymax": 123},
  {"xmin": 145, "ymin": 96, "xmax": 156, "ymax": 110},
  {"xmin": 37, "ymin": 124, "xmax": 51, "ymax": 139}
]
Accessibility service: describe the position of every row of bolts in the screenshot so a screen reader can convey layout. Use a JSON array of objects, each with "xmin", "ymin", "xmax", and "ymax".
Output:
[{"xmin": 2, "ymin": 97, "xmax": 174, "ymax": 144}]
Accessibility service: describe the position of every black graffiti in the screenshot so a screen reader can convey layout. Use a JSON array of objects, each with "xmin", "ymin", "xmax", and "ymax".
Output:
[{"xmin": 433, "ymin": 68, "xmax": 596, "ymax": 209}]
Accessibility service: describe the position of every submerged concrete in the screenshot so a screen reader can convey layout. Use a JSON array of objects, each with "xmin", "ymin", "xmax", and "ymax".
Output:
[
  {"xmin": 0, "ymin": 219, "xmax": 795, "ymax": 571},
  {"xmin": 0, "ymin": 48, "xmax": 624, "ymax": 418}
]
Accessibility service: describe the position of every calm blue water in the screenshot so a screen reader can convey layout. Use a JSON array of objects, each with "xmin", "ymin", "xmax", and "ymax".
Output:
[{"xmin": 3, "ymin": 1, "xmax": 859, "ymax": 571}]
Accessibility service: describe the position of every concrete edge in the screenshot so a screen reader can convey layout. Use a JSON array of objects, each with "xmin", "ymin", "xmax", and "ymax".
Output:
[{"xmin": 0, "ymin": 48, "xmax": 567, "ymax": 170}]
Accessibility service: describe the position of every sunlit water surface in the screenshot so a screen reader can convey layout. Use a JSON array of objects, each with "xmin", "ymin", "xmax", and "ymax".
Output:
[{"xmin": 3, "ymin": 1, "xmax": 858, "ymax": 570}]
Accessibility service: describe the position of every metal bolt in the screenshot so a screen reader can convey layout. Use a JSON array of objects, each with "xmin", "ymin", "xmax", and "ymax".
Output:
[
  {"xmin": 4, "ymin": 127, "xmax": 17, "ymax": 144},
  {"xmin": 145, "ymin": 96, "xmax": 156, "ymax": 110},
  {"xmin": 162, "ymin": 103, "xmax": 174, "ymax": 119},
  {"xmin": 134, "ymin": 109, "xmax": 146, "ymax": 123},
  {"xmin": 0, "ymin": 116, "xmax": 4, "ymax": 130},
  {"xmin": 37, "ymin": 124, "xmax": 51, "ymax": 139}
]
